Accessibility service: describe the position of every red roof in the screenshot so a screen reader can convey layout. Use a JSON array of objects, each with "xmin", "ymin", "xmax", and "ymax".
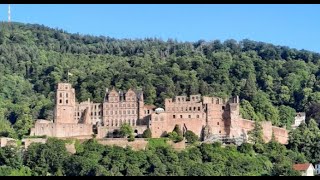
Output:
[{"xmin": 293, "ymin": 163, "xmax": 312, "ymax": 171}]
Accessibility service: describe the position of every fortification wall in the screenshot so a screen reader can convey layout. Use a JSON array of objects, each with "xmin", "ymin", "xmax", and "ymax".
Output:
[
  {"xmin": 272, "ymin": 126, "xmax": 289, "ymax": 144},
  {"xmin": 232, "ymin": 118, "xmax": 288, "ymax": 144},
  {"xmin": 0, "ymin": 138, "xmax": 16, "ymax": 147},
  {"xmin": 96, "ymin": 138, "xmax": 148, "ymax": 150},
  {"xmin": 22, "ymin": 138, "xmax": 47, "ymax": 149},
  {"xmin": 150, "ymin": 111, "xmax": 206, "ymax": 138},
  {"xmin": 30, "ymin": 122, "xmax": 93, "ymax": 138}
]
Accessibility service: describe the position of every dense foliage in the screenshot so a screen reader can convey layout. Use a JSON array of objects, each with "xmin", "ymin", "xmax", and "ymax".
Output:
[
  {"xmin": 0, "ymin": 138, "xmax": 304, "ymax": 176},
  {"xmin": 1, "ymin": 22, "xmax": 320, "ymax": 138},
  {"xmin": 0, "ymin": 22, "xmax": 319, "ymax": 176}
]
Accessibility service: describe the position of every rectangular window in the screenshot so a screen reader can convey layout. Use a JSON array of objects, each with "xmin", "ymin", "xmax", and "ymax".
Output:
[
  {"xmin": 198, "ymin": 107, "xmax": 201, "ymax": 111},
  {"xmin": 180, "ymin": 115, "xmax": 183, "ymax": 118},
  {"xmin": 147, "ymin": 110, "xmax": 150, "ymax": 114},
  {"xmin": 189, "ymin": 107, "xmax": 191, "ymax": 111},
  {"xmin": 188, "ymin": 115, "xmax": 191, "ymax": 118},
  {"xmin": 66, "ymin": 100, "xmax": 68, "ymax": 104},
  {"xmin": 173, "ymin": 115, "xmax": 176, "ymax": 119},
  {"xmin": 132, "ymin": 110, "xmax": 134, "ymax": 114},
  {"xmin": 222, "ymin": 106, "xmax": 225, "ymax": 110},
  {"xmin": 128, "ymin": 110, "xmax": 130, "ymax": 114},
  {"xmin": 60, "ymin": 93, "xmax": 62, "ymax": 98},
  {"xmin": 59, "ymin": 99, "xmax": 62, "ymax": 104},
  {"xmin": 66, "ymin": 93, "xmax": 68, "ymax": 98},
  {"xmin": 124, "ymin": 110, "xmax": 126, "ymax": 115},
  {"xmin": 197, "ymin": 115, "xmax": 199, "ymax": 118},
  {"xmin": 217, "ymin": 122, "xmax": 219, "ymax": 125}
]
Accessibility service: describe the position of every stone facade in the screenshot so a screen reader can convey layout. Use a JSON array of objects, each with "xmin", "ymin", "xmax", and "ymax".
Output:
[
  {"xmin": 30, "ymin": 82, "xmax": 289, "ymax": 145},
  {"xmin": 149, "ymin": 95, "xmax": 288, "ymax": 144},
  {"xmin": 30, "ymin": 83, "xmax": 94, "ymax": 138}
]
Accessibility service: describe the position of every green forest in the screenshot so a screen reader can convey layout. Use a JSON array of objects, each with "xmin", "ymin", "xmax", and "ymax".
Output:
[
  {"xmin": 0, "ymin": 137, "xmax": 306, "ymax": 176},
  {"xmin": 1, "ymin": 22, "xmax": 320, "ymax": 176}
]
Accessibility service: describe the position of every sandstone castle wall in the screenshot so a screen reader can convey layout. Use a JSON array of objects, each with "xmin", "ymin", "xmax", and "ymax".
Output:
[{"xmin": 30, "ymin": 82, "xmax": 289, "ymax": 145}]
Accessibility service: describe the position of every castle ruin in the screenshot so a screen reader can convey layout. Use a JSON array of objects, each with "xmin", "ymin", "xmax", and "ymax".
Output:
[{"xmin": 30, "ymin": 82, "xmax": 288, "ymax": 144}]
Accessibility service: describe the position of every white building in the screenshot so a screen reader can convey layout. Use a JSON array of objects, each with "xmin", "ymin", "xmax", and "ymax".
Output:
[
  {"xmin": 292, "ymin": 112, "xmax": 306, "ymax": 129},
  {"xmin": 293, "ymin": 163, "xmax": 315, "ymax": 176},
  {"xmin": 315, "ymin": 163, "xmax": 320, "ymax": 175}
]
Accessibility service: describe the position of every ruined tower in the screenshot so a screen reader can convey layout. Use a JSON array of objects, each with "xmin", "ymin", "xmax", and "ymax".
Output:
[{"xmin": 54, "ymin": 83, "xmax": 76, "ymax": 124}]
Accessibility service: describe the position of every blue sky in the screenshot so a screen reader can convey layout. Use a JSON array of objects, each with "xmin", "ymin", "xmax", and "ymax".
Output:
[{"xmin": 0, "ymin": 4, "xmax": 319, "ymax": 53}]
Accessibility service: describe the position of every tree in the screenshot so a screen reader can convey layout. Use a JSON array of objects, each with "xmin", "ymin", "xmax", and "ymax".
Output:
[
  {"xmin": 142, "ymin": 128, "xmax": 152, "ymax": 138},
  {"xmin": 185, "ymin": 130, "xmax": 198, "ymax": 144},
  {"xmin": 240, "ymin": 73, "xmax": 257, "ymax": 101},
  {"xmin": 168, "ymin": 131, "xmax": 183, "ymax": 143},
  {"xmin": 119, "ymin": 123, "xmax": 133, "ymax": 138},
  {"xmin": 251, "ymin": 91, "xmax": 280, "ymax": 125},
  {"xmin": 173, "ymin": 124, "xmax": 183, "ymax": 137},
  {"xmin": 240, "ymin": 100, "xmax": 259, "ymax": 121},
  {"xmin": 306, "ymin": 102, "xmax": 320, "ymax": 124},
  {"xmin": 24, "ymin": 138, "xmax": 69, "ymax": 176},
  {"xmin": 168, "ymin": 124, "xmax": 184, "ymax": 143},
  {"xmin": 278, "ymin": 105, "xmax": 296, "ymax": 128},
  {"xmin": 248, "ymin": 121, "xmax": 264, "ymax": 145}
]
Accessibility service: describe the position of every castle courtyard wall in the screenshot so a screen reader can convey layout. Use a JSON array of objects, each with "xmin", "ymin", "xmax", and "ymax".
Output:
[{"xmin": 31, "ymin": 122, "xmax": 93, "ymax": 138}]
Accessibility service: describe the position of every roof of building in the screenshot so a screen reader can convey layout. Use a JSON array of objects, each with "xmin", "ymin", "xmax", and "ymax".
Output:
[
  {"xmin": 155, "ymin": 107, "xmax": 165, "ymax": 114},
  {"xmin": 296, "ymin": 112, "xmax": 306, "ymax": 117},
  {"xmin": 144, "ymin": 105, "xmax": 156, "ymax": 109},
  {"xmin": 293, "ymin": 163, "xmax": 313, "ymax": 171}
]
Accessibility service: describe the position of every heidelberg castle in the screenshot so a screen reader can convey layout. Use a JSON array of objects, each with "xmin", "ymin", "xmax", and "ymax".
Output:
[{"xmin": 30, "ymin": 83, "xmax": 288, "ymax": 144}]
